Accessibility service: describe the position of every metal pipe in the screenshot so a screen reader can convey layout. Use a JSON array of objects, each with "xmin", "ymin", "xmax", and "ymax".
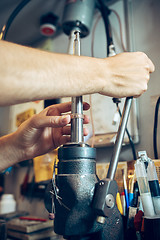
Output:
[
  {"xmin": 67, "ymin": 30, "xmax": 84, "ymax": 143},
  {"xmin": 71, "ymin": 96, "xmax": 84, "ymax": 143},
  {"xmin": 107, "ymin": 97, "xmax": 133, "ymax": 180}
]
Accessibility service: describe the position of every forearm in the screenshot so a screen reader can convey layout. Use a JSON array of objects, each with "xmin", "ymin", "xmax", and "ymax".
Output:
[
  {"xmin": 0, "ymin": 40, "xmax": 154, "ymax": 106},
  {"xmin": 0, "ymin": 40, "xmax": 103, "ymax": 105},
  {"xmin": 0, "ymin": 133, "xmax": 24, "ymax": 172}
]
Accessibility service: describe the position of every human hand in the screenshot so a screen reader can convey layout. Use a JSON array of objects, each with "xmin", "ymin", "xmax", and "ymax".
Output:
[
  {"xmin": 13, "ymin": 102, "xmax": 90, "ymax": 161},
  {"xmin": 99, "ymin": 52, "xmax": 155, "ymax": 98}
]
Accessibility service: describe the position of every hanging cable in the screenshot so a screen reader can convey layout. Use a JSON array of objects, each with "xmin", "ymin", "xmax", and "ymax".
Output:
[
  {"xmin": 97, "ymin": 0, "xmax": 113, "ymax": 55},
  {"xmin": 153, "ymin": 96, "xmax": 160, "ymax": 159},
  {"xmin": 0, "ymin": 0, "xmax": 31, "ymax": 40}
]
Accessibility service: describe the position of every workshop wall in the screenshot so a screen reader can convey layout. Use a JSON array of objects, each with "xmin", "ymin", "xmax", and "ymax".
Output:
[
  {"xmin": 52, "ymin": 0, "xmax": 135, "ymax": 163},
  {"xmin": 52, "ymin": 0, "xmax": 160, "ymax": 162},
  {"xmin": 96, "ymin": 0, "xmax": 160, "ymax": 162},
  {"xmin": 95, "ymin": 0, "xmax": 160, "ymax": 162},
  {"xmin": 131, "ymin": 0, "xmax": 160, "ymax": 160}
]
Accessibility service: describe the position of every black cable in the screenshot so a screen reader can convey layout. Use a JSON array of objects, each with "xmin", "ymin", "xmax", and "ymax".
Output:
[
  {"xmin": 0, "ymin": 0, "xmax": 31, "ymax": 40},
  {"xmin": 153, "ymin": 96, "xmax": 160, "ymax": 159},
  {"xmin": 97, "ymin": 0, "xmax": 113, "ymax": 55}
]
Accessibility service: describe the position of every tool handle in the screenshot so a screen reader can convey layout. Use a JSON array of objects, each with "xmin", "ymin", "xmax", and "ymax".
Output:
[{"xmin": 107, "ymin": 97, "xmax": 133, "ymax": 180}]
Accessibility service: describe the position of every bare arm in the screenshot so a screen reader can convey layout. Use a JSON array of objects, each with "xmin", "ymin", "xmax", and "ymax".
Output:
[{"xmin": 0, "ymin": 40, "xmax": 155, "ymax": 106}]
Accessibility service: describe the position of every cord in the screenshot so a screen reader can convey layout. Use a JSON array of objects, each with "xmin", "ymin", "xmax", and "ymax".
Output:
[
  {"xmin": 153, "ymin": 96, "xmax": 160, "ymax": 159},
  {"xmin": 0, "ymin": 0, "xmax": 31, "ymax": 40},
  {"xmin": 97, "ymin": 0, "xmax": 113, "ymax": 56}
]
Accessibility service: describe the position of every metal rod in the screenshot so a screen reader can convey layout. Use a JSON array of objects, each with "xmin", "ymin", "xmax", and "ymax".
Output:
[
  {"xmin": 71, "ymin": 96, "xmax": 84, "ymax": 143},
  {"xmin": 107, "ymin": 97, "xmax": 133, "ymax": 180},
  {"xmin": 67, "ymin": 30, "xmax": 84, "ymax": 143}
]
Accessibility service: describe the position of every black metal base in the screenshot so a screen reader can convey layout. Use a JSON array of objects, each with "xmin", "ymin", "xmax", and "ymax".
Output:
[{"xmin": 45, "ymin": 143, "xmax": 124, "ymax": 240}]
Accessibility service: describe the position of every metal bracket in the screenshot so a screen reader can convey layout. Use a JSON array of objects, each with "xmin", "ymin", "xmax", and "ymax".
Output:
[{"xmin": 92, "ymin": 178, "xmax": 118, "ymax": 219}]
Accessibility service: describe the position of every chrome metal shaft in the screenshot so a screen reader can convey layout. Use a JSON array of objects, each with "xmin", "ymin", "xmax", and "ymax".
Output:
[
  {"xmin": 107, "ymin": 97, "xmax": 133, "ymax": 180},
  {"xmin": 68, "ymin": 30, "xmax": 84, "ymax": 143}
]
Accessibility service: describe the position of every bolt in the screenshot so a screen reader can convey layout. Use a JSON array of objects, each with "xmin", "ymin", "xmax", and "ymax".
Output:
[{"xmin": 105, "ymin": 194, "xmax": 115, "ymax": 208}]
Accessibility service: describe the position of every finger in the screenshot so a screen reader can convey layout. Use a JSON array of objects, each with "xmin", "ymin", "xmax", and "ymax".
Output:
[
  {"xmin": 59, "ymin": 135, "xmax": 71, "ymax": 146},
  {"xmin": 83, "ymin": 102, "xmax": 90, "ymax": 110},
  {"xmin": 83, "ymin": 128, "xmax": 89, "ymax": 136},
  {"xmin": 83, "ymin": 115, "xmax": 90, "ymax": 124},
  {"xmin": 47, "ymin": 102, "xmax": 90, "ymax": 116},
  {"xmin": 62, "ymin": 126, "xmax": 89, "ymax": 136},
  {"xmin": 47, "ymin": 102, "xmax": 72, "ymax": 115},
  {"xmin": 141, "ymin": 52, "xmax": 155, "ymax": 73},
  {"xmin": 56, "ymin": 102, "xmax": 90, "ymax": 111},
  {"xmin": 148, "ymin": 58, "xmax": 155, "ymax": 73},
  {"xmin": 30, "ymin": 115, "xmax": 71, "ymax": 129}
]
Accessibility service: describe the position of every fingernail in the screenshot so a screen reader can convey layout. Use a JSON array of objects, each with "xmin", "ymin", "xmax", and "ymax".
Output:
[
  {"xmin": 84, "ymin": 128, "xmax": 89, "ymax": 136},
  {"xmin": 61, "ymin": 115, "xmax": 70, "ymax": 124}
]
